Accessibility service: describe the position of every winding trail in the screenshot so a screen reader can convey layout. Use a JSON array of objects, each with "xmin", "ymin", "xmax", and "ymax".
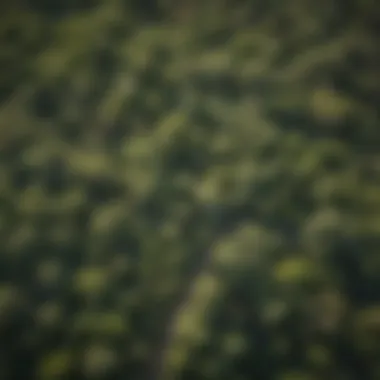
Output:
[{"xmin": 146, "ymin": 205, "xmax": 235, "ymax": 380}]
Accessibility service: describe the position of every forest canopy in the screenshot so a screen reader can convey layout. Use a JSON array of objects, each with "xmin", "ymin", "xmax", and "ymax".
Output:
[{"xmin": 0, "ymin": 1, "xmax": 379, "ymax": 380}]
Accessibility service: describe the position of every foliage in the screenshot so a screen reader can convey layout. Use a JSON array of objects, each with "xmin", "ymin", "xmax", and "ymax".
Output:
[{"xmin": 0, "ymin": 1, "xmax": 379, "ymax": 380}]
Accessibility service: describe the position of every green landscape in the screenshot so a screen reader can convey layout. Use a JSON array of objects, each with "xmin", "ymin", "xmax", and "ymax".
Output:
[{"xmin": 0, "ymin": 1, "xmax": 379, "ymax": 379}]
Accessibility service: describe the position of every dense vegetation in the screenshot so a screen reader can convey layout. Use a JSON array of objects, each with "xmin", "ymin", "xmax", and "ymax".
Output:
[{"xmin": 0, "ymin": 1, "xmax": 379, "ymax": 379}]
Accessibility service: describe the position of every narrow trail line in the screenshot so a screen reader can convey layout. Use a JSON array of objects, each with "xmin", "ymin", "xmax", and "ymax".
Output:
[{"xmin": 146, "ymin": 206, "xmax": 234, "ymax": 380}]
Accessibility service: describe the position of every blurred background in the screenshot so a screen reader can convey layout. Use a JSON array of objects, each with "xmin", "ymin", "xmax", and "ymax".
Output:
[{"xmin": 0, "ymin": 1, "xmax": 379, "ymax": 379}]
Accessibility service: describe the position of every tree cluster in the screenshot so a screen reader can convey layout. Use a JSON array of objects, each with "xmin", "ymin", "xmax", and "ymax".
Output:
[{"xmin": 0, "ymin": 1, "xmax": 379, "ymax": 380}]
